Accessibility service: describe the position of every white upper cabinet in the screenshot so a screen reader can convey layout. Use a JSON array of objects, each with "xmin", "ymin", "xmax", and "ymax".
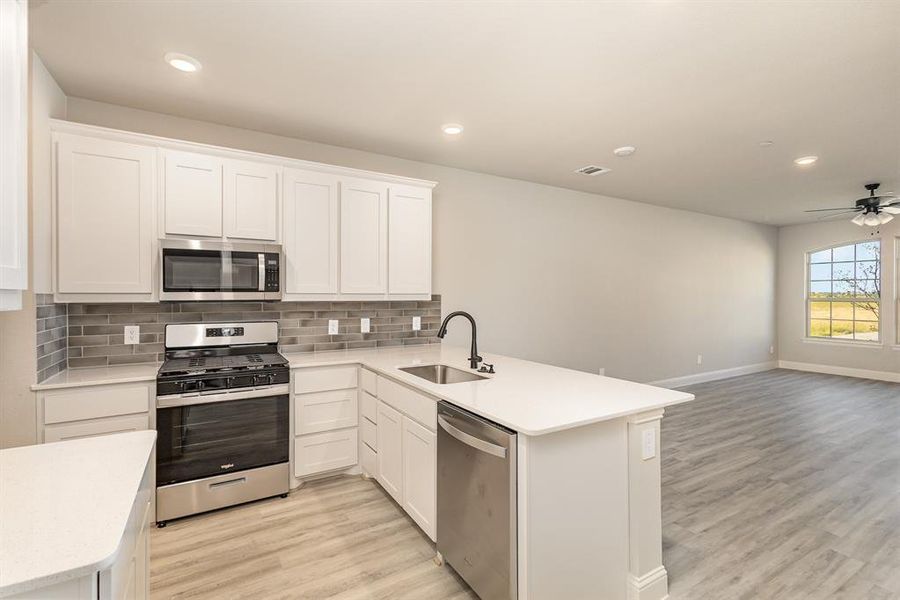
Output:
[
  {"xmin": 389, "ymin": 185, "xmax": 432, "ymax": 295},
  {"xmin": 340, "ymin": 178, "xmax": 388, "ymax": 294},
  {"xmin": 223, "ymin": 159, "xmax": 279, "ymax": 241},
  {"xmin": 0, "ymin": 0, "xmax": 28, "ymax": 310},
  {"xmin": 162, "ymin": 150, "xmax": 223, "ymax": 238},
  {"xmin": 283, "ymin": 169, "xmax": 339, "ymax": 295},
  {"xmin": 56, "ymin": 134, "xmax": 155, "ymax": 296}
]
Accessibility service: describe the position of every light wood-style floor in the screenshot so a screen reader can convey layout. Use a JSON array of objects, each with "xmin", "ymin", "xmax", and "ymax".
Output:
[
  {"xmin": 151, "ymin": 369, "xmax": 899, "ymax": 599},
  {"xmin": 664, "ymin": 369, "xmax": 900, "ymax": 600}
]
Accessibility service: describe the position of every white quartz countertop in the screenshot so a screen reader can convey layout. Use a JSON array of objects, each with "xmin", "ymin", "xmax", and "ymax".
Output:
[
  {"xmin": 29, "ymin": 345, "xmax": 693, "ymax": 436},
  {"xmin": 285, "ymin": 345, "xmax": 694, "ymax": 435},
  {"xmin": 31, "ymin": 363, "xmax": 159, "ymax": 391},
  {"xmin": 0, "ymin": 431, "xmax": 156, "ymax": 597}
]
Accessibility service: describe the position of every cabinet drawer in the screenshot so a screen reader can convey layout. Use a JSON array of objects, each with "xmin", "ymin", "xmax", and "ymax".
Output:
[
  {"xmin": 293, "ymin": 365, "xmax": 358, "ymax": 394},
  {"xmin": 377, "ymin": 376, "xmax": 436, "ymax": 431},
  {"xmin": 360, "ymin": 368, "xmax": 377, "ymax": 395},
  {"xmin": 361, "ymin": 417, "xmax": 377, "ymax": 450},
  {"xmin": 295, "ymin": 388, "xmax": 358, "ymax": 434},
  {"xmin": 42, "ymin": 382, "xmax": 151, "ymax": 425},
  {"xmin": 43, "ymin": 413, "xmax": 150, "ymax": 443},
  {"xmin": 360, "ymin": 443, "xmax": 377, "ymax": 478},
  {"xmin": 294, "ymin": 428, "xmax": 358, "ymax": 477},
  {"xmin": 359, "ymin": 389, "xmax": 377, "ymax": 423}
]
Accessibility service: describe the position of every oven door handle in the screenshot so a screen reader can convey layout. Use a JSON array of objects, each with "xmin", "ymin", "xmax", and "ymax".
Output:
[{"xmin": 157, "ymin": 384, "xmax": 289, "ymax": 408}]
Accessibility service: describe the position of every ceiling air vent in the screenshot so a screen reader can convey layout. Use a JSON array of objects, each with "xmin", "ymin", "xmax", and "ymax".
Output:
[{"xmin": 574, "ymin": 165, "xmax": 611, "ymax": 176}]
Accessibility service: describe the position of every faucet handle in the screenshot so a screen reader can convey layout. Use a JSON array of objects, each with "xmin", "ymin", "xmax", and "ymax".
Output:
[{"xmin": 478, "ymin": 362, "xmax": 495, "ymax": 374}]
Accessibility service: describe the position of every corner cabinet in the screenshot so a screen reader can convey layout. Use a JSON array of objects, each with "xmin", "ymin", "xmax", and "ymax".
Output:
[
  {"xmin": 55, "ymin": 134, "xmax": 156, "ymax": 301},
  {"xmin": 48, "ymin": 120, "xmax": 435, "ymax": 302},
  {"xmin": 0, "ymin": 0, "xmax": 29, "ymax": 311}
]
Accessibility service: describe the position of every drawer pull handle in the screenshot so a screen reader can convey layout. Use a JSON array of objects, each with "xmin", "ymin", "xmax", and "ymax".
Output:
[{"xmin": 209, "ymin": 477, "xmax": 247, "ymax": 489}]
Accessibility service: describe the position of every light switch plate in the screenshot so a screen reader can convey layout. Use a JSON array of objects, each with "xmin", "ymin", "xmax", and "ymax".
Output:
[
  {"xmin": 412, "ymin": 316, "xmax": 421, "ymax": 331},
  {"xmin": 360, "ymin": 318, "xmax": 371, "ymax": 334},
  {"xmin": 328, "ymin": 319, "xmax": 339, "ymax": 335},
  {"xmin": 124, "ymin": 325, "xmax": 140, "ymax": 345},
  {"xmin": 641, "ymin": 429, "xmax": 656, "ymax": 460}
]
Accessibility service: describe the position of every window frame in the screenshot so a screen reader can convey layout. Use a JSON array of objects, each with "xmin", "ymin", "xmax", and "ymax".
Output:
[{"xmin": 805, "ymin": 238, "xmax": 882, "ymax": 345}]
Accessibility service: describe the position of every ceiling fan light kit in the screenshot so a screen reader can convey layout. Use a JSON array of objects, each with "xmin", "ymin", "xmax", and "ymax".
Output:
[{"xmin": 806, "ymin": 183, "xmax": 900, "ymax": 227}]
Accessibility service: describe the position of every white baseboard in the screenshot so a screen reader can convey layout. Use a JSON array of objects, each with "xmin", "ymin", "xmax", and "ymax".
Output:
[
  {"xmin": 648, "ymin": 361, "xmax": 777, "ymax": 389},
  {"xmin": 777, "ymin": 360, "xmax": 900, "ymax": 383},
  {"xmin": 627, "ymin": 565, "xmax": 669, "ymax": 600}
]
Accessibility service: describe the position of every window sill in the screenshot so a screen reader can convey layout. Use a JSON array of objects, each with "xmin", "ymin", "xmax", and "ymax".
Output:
[{"xmin": 802, "ymin": 337, "xmax": 883, "ymax": 349}]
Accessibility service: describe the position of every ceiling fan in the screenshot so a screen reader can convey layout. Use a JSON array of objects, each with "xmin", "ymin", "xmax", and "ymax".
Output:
[{"xmin": 805, "ymin": 183, "xmax": 900, "ymax": 226}]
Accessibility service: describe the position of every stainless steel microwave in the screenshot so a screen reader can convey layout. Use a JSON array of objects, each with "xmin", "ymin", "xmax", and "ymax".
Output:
[{"xmin": 159, "ymin": 239, "xmax": 282, "ymax": 301}]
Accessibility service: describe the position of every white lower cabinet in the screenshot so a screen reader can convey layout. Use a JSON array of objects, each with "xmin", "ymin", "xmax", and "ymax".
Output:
[
  {"xmin": 294, "ymin": 428, "xmax": 358, "ymax": 477},
  {"xmin": 373, "ymin": 380, "xmax": 437, "ymax": 542},
  {"xmin": 37, "ymin": 381, "xmax": 154, "ymax": 443},
  {"xmin": 375, "ymin": 400, "xmax": 404, "ymax": 503},
  {"xmin": 401, "ymin": 416, "xmax": 436, "ymax": 540}
]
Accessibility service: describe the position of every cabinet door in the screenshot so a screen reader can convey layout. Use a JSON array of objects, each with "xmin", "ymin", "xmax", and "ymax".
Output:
[
  {"xmin": 340, "ymin": 178, "xmax": 388, "ymax": 294},
  {"xmin": 283, "ymin": 169, "xmax": 339, "ymax": 294},
  {"xmin": 223, "ymin": 159, "xmax": 279, "ymax": 241},
  {"xmin": 376, "ymin": 400, "xmax": 403, "ymax": 503},
  {"xmin": 389, "ymin": 185, "xmax": 432, "ymax": 295},
  {"xmin": 56, "ymin": 134, "xmax": 155, "ymax": 294},
  {"xmin": 402, "ymin": 416, "xmax": 436, "ymax": 540},
  {"xmin": 0, "ymin": 0, "xmax": 28, "ymax": 305},
  {"xmin": 163, "ymin": 150, "xmax": 223, "ymax": 237}
]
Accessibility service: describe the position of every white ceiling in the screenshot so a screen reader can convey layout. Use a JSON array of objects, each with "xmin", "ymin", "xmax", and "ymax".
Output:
[{"xmin": 29, "ymin": 0, "xmax": 900, "ymax": 225}]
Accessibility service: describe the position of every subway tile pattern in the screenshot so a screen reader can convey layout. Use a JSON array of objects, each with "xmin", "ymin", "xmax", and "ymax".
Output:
[
  {"xmin": 62, "ymin": 296, "xmax": 441, "ymax": 370},
  {"xmin": 35, "ymin": 294, "xmax": 68, "ymax": 382}
]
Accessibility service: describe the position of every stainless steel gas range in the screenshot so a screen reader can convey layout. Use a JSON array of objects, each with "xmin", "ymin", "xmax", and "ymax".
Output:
[{"xmin": 155, "ymin": 321, "xmax": 290, "ymax": 526}]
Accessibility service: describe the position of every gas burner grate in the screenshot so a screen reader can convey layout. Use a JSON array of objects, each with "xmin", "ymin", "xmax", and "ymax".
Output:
[
  {"xmin": 188, "ymin": 358, "xmax": 206, "ymax": 367},
  {"xmin": 246, "ymin": 355, "xmax": 263, "ymax": 363}
]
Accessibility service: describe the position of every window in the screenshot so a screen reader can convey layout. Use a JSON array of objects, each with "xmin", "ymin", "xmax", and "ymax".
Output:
[{"xmin": 808, "ymin": 240, "xmax": 880, "ymax": 342}]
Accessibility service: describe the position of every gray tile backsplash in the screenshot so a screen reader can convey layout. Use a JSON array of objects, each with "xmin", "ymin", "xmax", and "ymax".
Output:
[
  {"xmin": 50, "ymin": 295, "xmax": 441, "ymax": 374},
  {"xmin": 35, "ymin": 294, "xmax": 68, "ymax": 382}
]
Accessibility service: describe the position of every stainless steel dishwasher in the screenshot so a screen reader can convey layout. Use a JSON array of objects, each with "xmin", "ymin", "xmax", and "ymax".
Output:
[{"xmin": 437, "ymin": 401, "xmax": 517, "ymax": 600}]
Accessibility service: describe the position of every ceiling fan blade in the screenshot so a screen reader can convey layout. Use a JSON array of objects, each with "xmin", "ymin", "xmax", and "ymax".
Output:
[
  {"xmin": 816, "ymin": 210, "xmax": 859, "ymax": 221},
  {"xmin": 804, "ymin": 207, "xmax": 858, "ymax": 212},
  {"xmin": 882, "ymin": 206, "xmax": 900, "ymax": 214}
]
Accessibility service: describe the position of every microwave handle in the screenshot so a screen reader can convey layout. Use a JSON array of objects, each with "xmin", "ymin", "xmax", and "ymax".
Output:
[{"xmin": 257, "ymin": 253, "xmax": 265, "ymax": 291}]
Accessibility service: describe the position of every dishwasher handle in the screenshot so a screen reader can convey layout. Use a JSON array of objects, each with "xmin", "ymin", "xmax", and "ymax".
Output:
[{"xmin": 438, "ymin": 415, "xmax": 508, "ymax": 459}]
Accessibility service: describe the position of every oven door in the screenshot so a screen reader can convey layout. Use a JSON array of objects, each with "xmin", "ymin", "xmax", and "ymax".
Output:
[
  {"xmin": 156, "ymin": 389, "xmax": 289, "ymax": 486},
  {"xmin": 159, "ymin": 240, "xmax": 281, "ymax": 301}
]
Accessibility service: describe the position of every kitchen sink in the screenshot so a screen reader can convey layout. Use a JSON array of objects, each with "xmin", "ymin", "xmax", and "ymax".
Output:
[{"xmin": 399, "ymin": 364, "xmax": 488, "ymax": 384}]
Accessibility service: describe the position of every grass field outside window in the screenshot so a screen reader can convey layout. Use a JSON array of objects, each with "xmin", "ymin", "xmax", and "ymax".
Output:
[{"xmin": 807, "ymin": 240, "xmax": 880, "ymax": 342}]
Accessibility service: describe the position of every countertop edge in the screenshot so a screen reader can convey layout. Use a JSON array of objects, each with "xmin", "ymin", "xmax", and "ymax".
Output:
[{"xmin": 0, "ymin": 432, "xmax": 156, "ymax": 598}]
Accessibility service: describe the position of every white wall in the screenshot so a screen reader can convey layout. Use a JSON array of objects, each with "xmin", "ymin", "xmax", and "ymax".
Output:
[
  {"xmin": 778, "ymin": 219, "xmax": 899, "ymax": 379},
  {"xmin": 0, "ymin": 53, "xmax": 65, "ymax": 448},
  {"xmin": 60, "ymin": 96, "xmax": 778, "ymax": 383}
]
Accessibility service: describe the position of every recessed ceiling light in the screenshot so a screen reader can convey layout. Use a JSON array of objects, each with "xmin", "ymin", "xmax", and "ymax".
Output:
[
  {"xmin": 441, "ymin": 123, "xmax": 464, "ymax": 135},
  {"xmin": 613, "ymin": 146, "xmax": 636, "ymax": 157},
  {"xmin": 758, "ymin": 140, "xmax": 774, "ymax": 147},
  {"xmin": 165, "ymin": 52, "xmax": 201, "ymax": 73},
  {"xmin": 794, "ymin": 155, "xmax": 818, "ymax": 166}
]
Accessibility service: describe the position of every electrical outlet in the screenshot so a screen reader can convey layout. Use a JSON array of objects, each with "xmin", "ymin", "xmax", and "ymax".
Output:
[
  {"xmin": 696, "ymin": 354, "xmax": 703, "ymax": 366},
  {"xmin": 769, "ymin": 345, "xmax": 775, "ymax": 355},
  {"xmin": 641, "ymin": 429, "xmax": 656, "ymax": 460},
  {"xmin": 360, "ymin": 318, "xmax": 371, "ymax": 334},
  {"xmin": 598, "ymin": 367, "xmax": 606, "ymax": 376},
  {"xmin": 412, "ymin": 316, "xmax": 421, "ymax": 331},
  {"xmin": 328, "ymin": 319, "xmax": 339, "ymax": 335},
  {"xmin": 124, "ymin": 326, "xmax": 140, "ymax": 345}
]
